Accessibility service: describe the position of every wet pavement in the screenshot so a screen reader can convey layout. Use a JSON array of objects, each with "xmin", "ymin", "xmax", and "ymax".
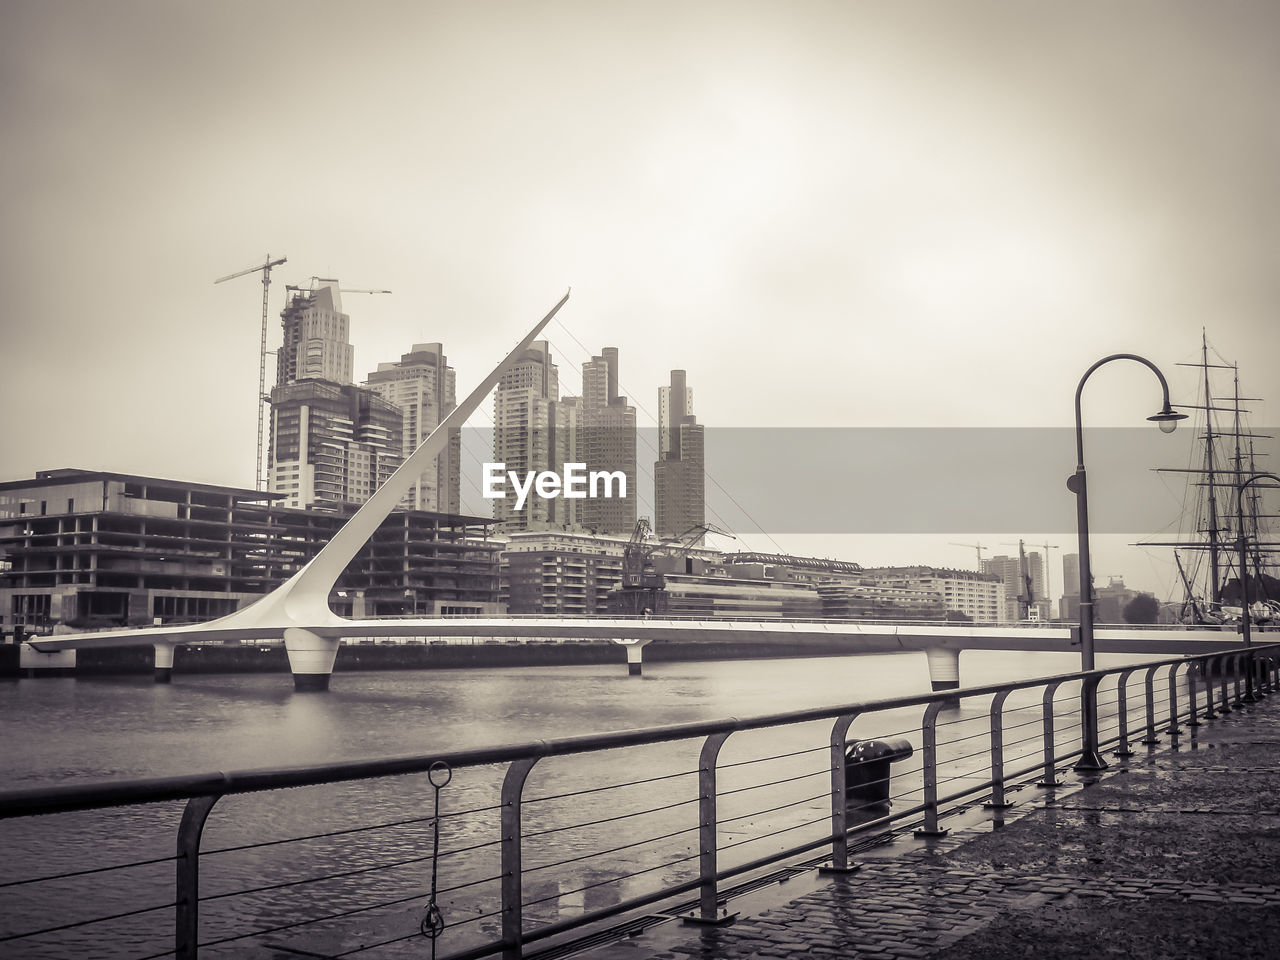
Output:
[{"xmin": 575, "ymin": 692, "xmax": 1280, "ymax": 959}]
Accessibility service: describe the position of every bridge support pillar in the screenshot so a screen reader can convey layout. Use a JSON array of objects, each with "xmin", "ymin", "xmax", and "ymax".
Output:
[
  {"xmin": 284, "ymin": 628, "xmax": 339, "ymax": 692},
  {"xmin": 615, "ymin": 638, "xmax": 652, "ymax": 676},
  {"xmin": 924, "ymin": 648, "xmax": 960, "ymax": 697},
  {"xmin": 153, "ymin": 642, "xmax": 175, "ymax": 683},
  {"xmin": 19, "ymin": 643, "xmax": 76, "ymax": 678}
]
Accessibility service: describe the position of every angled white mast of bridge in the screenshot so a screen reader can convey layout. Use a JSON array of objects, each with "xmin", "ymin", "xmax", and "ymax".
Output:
[{"xmin": 224, "ymin": 289, "xmax": 571, "ymax": 636}]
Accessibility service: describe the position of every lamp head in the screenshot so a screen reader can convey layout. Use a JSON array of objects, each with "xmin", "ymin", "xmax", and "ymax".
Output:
[{"xmin": 1148, "ymin": 405, "xmax": 1188, "ymax": 434}]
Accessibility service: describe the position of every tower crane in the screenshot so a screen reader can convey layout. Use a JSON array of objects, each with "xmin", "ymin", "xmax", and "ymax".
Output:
[
  {"xmin": 949, "ymin": 541, "xmax": 986, "ymax": 565},
  {"xmin": 285, "ymin": 277, "xmax": 392, "ymax": 296},
  {"xmin": 215, "ymin": 255, "xmax": 287, "ymax": 492}
]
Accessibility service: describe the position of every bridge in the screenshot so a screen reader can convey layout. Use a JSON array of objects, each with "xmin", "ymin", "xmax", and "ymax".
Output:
[
  {"xmin": 18, "ymin": 289, "xmax": 1254, "ymax": 690},
  {"xmin": 21, "ymin": 611, "xmax": 1253, "ymax": 690}
]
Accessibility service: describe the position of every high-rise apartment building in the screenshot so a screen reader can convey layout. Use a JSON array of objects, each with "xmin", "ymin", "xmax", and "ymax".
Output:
[
  {"xmin": 491, "ymin": 341, "xmax": 574, "ymax": 532},
  {"xmin": 1060, "ymin": 553, "xmax": 1081, "ymax": 618},
  {"xmin": 276, "ymin": 281, "xmax": 354, "ymax": 387},
  {"xmin": 654, "ymin": 370, "xmax": 705, "ymax": 540},
  {"xmin": 365, "ymin": 343, "xmax": 459, "ymax": 514},
  {"xmin": 268, "ymin": 380, "xmax": 403, "ymax": 510},
  {"xmin": 268, "ymin": 279, "xmax": 404, "ymax": 510},
  {"xmin": 570, "ymin": 348, "xmax": 636, "ymax": 535}
]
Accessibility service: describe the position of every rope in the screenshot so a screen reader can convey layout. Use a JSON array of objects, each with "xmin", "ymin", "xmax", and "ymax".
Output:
[{"xmin": 419, "ymin": 760, "xmax": 451, "ymax": 957}]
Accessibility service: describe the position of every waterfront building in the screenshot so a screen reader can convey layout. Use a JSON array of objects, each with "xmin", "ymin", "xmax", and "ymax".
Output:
[
  {"xmin": 1059, "ymin": 574, "xmax": 1138, "ymax": 624},
  {"xmin": 567, "ymin": 347, "xmax": 636, "ymax": 535},
  {"xmin": 365, "ymin": 343, "xmax": 460, "ymax": 514},
  {"xmin": 492, "ymin": 341, "xmax": 575, "ymax": 532},
  {"xmin": 982, "ymin": 551, "xmax": 1048, "ymax": 622},
  {"xmin": 816, "ymin": 580, "xmax": 945, "ymax": 620},
  {"xmin": 862, "ymin": 566, "xmax": 1005, "ymax": 622},
  {"xmin": 268, "ymin": 380, "xmax": 403, "ymax": 510},
  {"xmin": 660, "ymin": 572, "xmax": 822, "ymax": 618},
  {"xmin": 0, "ymin": 469, "xmax": 500, "ymax": 634},
  {"xmin": 276, "ymin": 280, "xmax": 354, "ymax": 387},
  {"xmin": 500, "ymin": 530, "xmax": 630, "ymax": 615},
  {"xmin": 654, "ymin": 370, "xmax": 705, "ymax": 540}
]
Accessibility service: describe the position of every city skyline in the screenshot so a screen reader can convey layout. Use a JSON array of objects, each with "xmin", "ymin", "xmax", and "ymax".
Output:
[{"xmin": 3, "ymin": 2, "xmax": 1278, "ymax": 601}]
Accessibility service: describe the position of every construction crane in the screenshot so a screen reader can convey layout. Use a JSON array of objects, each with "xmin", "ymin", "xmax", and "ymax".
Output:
[
  {"xmin": 1037, "ymin": 541, "xmax": 1062, "ymax": 621},
  {"xmin": 215, "ymin": 255, "xmax": 287, "ymax": 492},
  {"xmin": 285, "ymin": 277, "xmax": 392, "ymax": 296},
  {"xmin": 949, "ymin": 541, "xmax": 986, "ymax": 565},
  {"xmin": 617, "ymin": 521, "xmax": 734, "ymax": 613}
]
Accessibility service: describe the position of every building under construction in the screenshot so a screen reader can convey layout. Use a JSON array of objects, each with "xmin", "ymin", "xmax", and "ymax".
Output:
[{"xmin": 0, "ymin": 469, "xmax": 500, "ymax": 635}]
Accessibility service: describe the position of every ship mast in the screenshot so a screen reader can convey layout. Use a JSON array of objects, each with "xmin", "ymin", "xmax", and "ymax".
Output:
[{"xmin": 1202, "ymin": 334, "xmax": 1223, "ymax": 603}]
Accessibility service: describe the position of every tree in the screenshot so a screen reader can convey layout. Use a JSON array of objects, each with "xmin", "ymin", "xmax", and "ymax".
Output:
[{"xmin": 1123, "ymin": 593, "xmax": 1160, "ymax": 624}]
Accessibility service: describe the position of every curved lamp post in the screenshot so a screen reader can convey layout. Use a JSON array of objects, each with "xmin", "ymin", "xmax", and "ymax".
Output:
[
  {"xmin": 1236, "ymin": 472, "xmax": 1280, "ymax": 702},
  {"xmin": 1069, "ymin": 354, "xmax": 1186, "ymax": 770}
]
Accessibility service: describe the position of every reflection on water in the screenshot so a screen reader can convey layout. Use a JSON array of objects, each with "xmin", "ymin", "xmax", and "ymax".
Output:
[{"xmin": 0, "ymin": 650, "xmax": 1163, "ymax": 958}]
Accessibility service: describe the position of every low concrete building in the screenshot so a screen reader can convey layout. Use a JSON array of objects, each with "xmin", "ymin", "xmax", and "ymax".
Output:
[{"xmin": 0, "ymin": 469, "xmax": 500, "ymax": 635}]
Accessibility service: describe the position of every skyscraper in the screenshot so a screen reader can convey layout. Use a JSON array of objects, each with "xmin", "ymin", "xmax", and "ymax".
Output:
[
  {"xmin": 571, "ymin": 348, "xmax": 637, "ymax": 535},
  {"xmin": 276, "ymin": 281, "xmax": 354, "ymax": 387},
  {"xmin": 491, "ymin": 341, "xmax": 574, "ymax": 532},
  {"xmin": 268, "ymin": 279, "xmax": 403, "ymax": 510},
  {"xmin": 654, "ymin": 369, "xmax": 705, "ymax": 540},
  {"xmin": 1060, "ymin": 552, "xmax": 1081, "ymax": 619},
  {"xmin": 268, "ymin": 380, "xmax": 403, "ymax": 510},
  {"xmin": 365, "ymin": 343, "xmax": 459, "ymax": 514}
]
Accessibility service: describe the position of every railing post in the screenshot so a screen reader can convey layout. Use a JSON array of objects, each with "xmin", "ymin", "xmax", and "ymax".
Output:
[
  {"xmin": 176, "ymin": 795, "xmax": 219, "ymax": 960},
  {"xmin": 683, "ymin": 731, "xmax": 736, "ymax": 925},
  {"xmin": 1141, "ymin": 666, "xmax": 1161, "ymax": 745},
  {"xmin": 1112, "ymin": 668, "xmax": 1137, "ymax": 757},
  {"xmin": 1200, "ymin": 658, "xmax": 1218, "ymax": 720},
  {"xmin": 1231, "ymin": 653, "xmax": 1245, "ymax": 708},
  {"xmin": 823, "ymin": 712, "xmax": 861, "ymax": 873},
  {"xmin": 984, "ymin": 690, "xmax": 1015, "ymax": 810},
  {"xmin": 501, "ymin": 756, "xmax": 540, "ymax": 960},
  {"xmin": 914, "ymin": 701, "xmax": 948, "ymax": 836},
  {"xmin": 1166, "ymin": 664, "xmax": 1182, "ymax": 742},
  {"xmin": 1184, "ymin": 660, "xmax": 1202, "ymax": 727},
  {"xmin": 1036, "ymin": 681, "xmax": 1063, "ymax": 787},
  {"xmin": 1219, "ymin": 654, "xmax": 1233, "ymax": 714}
]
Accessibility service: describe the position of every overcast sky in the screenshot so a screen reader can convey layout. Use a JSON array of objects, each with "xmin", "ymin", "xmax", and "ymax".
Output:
[{"xmin": 2, "ymin": 1, "xmax": 1277, "ymax": 601}]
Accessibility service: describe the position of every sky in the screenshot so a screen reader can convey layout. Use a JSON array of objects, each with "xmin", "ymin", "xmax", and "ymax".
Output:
[{"xmin": 2, "ymin": 1, "xmax": 1278, "ymax": 603}]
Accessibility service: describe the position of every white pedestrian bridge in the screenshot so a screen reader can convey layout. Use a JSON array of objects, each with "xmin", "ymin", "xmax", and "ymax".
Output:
[{"xmin": 17, "ymin": 291, "xmax": 1257, "ymax": 689}]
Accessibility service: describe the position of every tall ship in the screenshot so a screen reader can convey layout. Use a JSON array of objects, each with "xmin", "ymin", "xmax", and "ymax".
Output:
[{"xmin": 1142, "ymin": 333, "xmax": 1279, "ymax": 625}]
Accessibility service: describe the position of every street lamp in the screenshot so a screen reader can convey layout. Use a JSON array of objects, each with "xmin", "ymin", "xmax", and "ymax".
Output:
[
  {"xmin": 1068, "ymin": 354, "xmax": 1186, "ymax": 771},
  {"xmin": 1236, "ymin": 472, "xmax": 1280, "ymax": 703}
]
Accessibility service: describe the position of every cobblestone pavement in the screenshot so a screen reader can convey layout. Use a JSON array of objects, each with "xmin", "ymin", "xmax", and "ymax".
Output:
[{"xmin": 578, "ymin": 693, "xmax": 1280, "ymax": 960}]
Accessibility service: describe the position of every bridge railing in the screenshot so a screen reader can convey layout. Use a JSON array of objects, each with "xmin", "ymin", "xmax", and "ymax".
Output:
[{"xmin": 1, "ymin": 643, "xmax": 1276, "ymax": 960}]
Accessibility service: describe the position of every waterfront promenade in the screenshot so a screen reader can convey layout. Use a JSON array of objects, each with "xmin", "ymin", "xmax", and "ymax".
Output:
[{"xmin": 582, "ymin": 694, "xmax": 1280, "ymax": 960}]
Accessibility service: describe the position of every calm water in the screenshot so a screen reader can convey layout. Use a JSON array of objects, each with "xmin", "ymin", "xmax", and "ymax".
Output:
[{"xmin": 0, "ymin": 650, "xmax": 1163, "ymax": 959}]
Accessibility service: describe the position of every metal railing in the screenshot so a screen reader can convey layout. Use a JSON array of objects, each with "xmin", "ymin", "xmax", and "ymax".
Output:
[{"xmin": 0, "ymin": 642, "xmax": 1275, "ymax": 960}]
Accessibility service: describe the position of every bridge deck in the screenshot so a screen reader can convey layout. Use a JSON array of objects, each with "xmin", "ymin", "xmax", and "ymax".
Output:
[{"xmin": 580, "ymin": 694, "xmax": 1280, "ymax": 960}]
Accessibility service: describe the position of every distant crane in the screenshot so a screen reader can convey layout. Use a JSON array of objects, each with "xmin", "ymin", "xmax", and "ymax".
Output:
[
  {"xmin": 215, "ymin": 255, "xmax": 287, "ymax": 491},
  {"xmin": 617, "ymin": 520, "xmax": 734, "ymax": 613},
  {"xmin": 285, "ymin": 277, "xmax": 392, "ymax": 296},
  {"xmin": 949, "ymin": 541, "xmax": 987, "ymax": 565},
  {"xmin": 1037, "ymin": 542, "xmax": 1062, "ymax": 621}
]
